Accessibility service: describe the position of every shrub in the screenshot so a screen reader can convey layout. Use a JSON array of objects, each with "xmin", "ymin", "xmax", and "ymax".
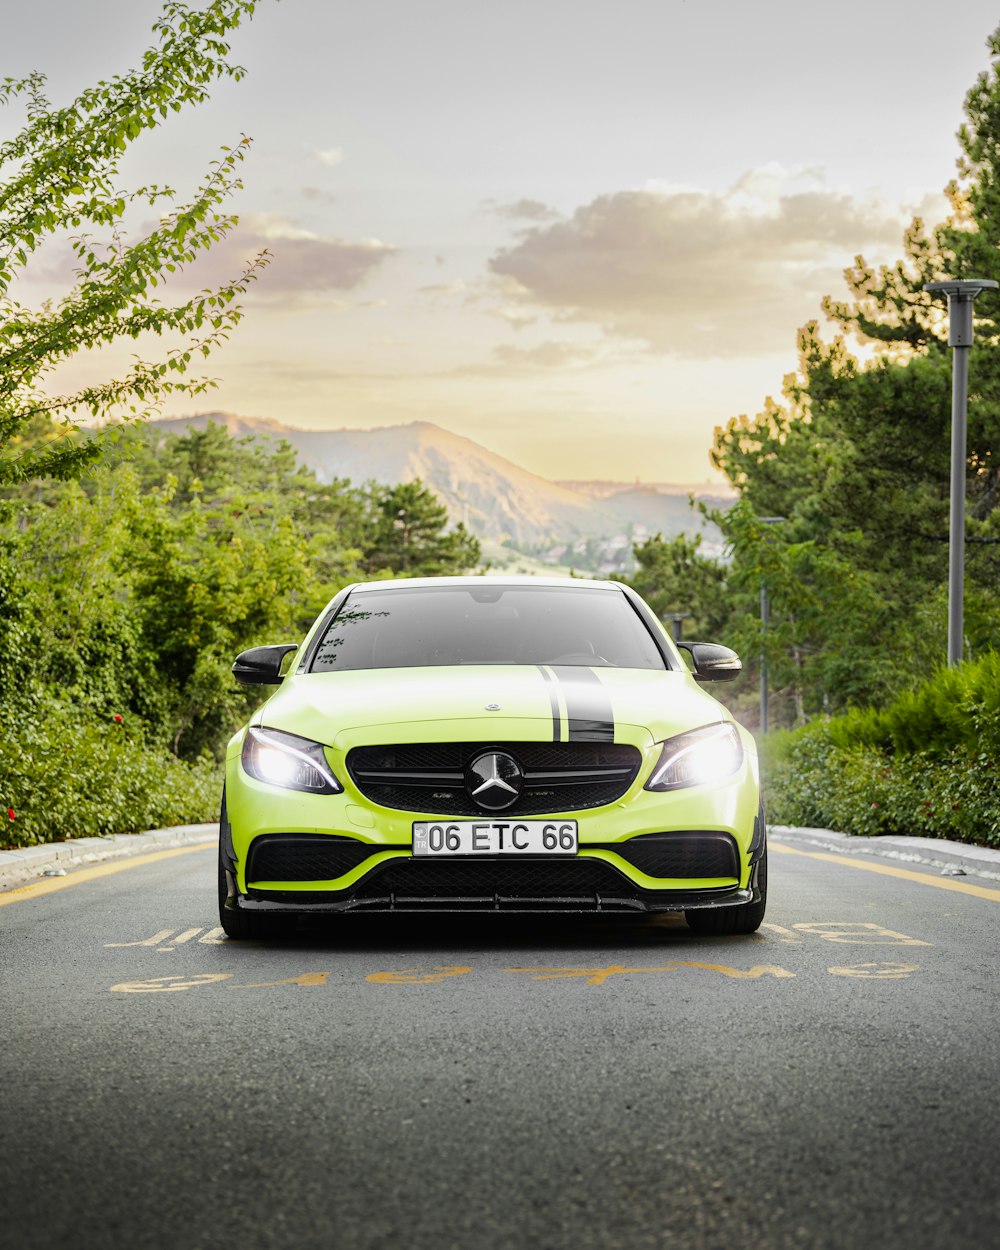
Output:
[
  {"xmin": 0, "ymin": 702, "xmax": 221, "ymax": 849},
  {"xmin": 763, "ymin": 660, "xmax": 1000, "ymax": 850}
]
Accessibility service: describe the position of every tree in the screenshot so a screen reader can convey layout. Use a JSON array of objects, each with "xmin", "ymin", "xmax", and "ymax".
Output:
[
  {"xmin": 361, "ymin": 480, "xmax": 482, "ymax": 577},
  {"xmin": 0, "ymin": 0, "xmax": 267, "ymax": 486},
  {"xmin": 628, "ymin": 531, "xmax": 729, "ymax": 640},
  {"xmin": 124, "ymin": 472, "xmax": 314, "ymax": 756},
  {"xmin": 709, "ymin": 23, "xmax": 1000, "ymax": 715}
]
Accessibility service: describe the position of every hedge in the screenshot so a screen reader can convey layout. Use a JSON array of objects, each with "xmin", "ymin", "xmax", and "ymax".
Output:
[
  {"xmin": 0, "ymin": 703, "xmax": 221, "ymax": 850},
  {"xmin": 763, "ymin": 652, "xmax": 1000, "ymax": 849}
]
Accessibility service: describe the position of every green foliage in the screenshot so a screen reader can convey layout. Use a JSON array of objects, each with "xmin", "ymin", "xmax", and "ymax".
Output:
[
  {"xmin": 763, "ymin": 652, "xmax": 1000, "ymax": 848},
  {"xmin": 361, "ymin": 480, "xmax": 481, "ymax": 576},
  {"xmin": 0, "ymin": 0, "xmax": 267, "ymax": 486},
  {"xmin": 822, "ymin": 650, "xmax": 1000, "ymax": 757},
  {"xmin": 0, "ymin": 418, "xmax": 483, "ymax": 843},
  {"xmin": 124, "ymin": 470, "xmax": 315, "ymax": 755},
  {"xmin": 629, "ymin": 531, "xmax": 729, "ymax": 639},
  {"xmin": 0, "ymin": 702, "xmax": 220, "ymax": 849}
]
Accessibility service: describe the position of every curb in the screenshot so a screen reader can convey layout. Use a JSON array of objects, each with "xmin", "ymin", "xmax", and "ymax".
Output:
[
  {"xmin": 769, "ymin": 825, "xmax": 1000, "ymax": 883},
  {"xmin": 0, "ymin": 824, "xmax": 217, "ymax": 890}
]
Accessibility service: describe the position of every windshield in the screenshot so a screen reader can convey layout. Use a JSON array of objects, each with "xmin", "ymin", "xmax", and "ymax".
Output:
[{"xmin": 309, "ymin": 584, "xmax": 667, "ymax": 672}]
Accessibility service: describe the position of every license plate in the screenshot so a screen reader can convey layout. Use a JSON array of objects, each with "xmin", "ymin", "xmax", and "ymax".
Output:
[{"xmin": 412, "ymin": 820, "xmax": 578, "ymax": 856}]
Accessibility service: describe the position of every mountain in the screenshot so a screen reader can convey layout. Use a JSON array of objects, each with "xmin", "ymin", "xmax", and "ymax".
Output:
[{"xmin": 148, "ymin": 414, "xmax": 726, "ymax": 567}]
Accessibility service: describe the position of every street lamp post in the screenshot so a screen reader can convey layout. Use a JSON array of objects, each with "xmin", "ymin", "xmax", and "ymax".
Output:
[
  {"xmin": 924, "ymin": 278, "xmax": 998, "ymax": 666},
  {"xmin": 757, "ymin": 516, "xmax": 786, "ymax": 735},
  {"xmin": 664, "ymin": 612, "xmax": 690, "ymax": 644}
]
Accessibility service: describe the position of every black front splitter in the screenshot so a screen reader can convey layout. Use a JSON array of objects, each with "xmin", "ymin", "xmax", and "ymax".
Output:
[{"xmin": 225, "ymin": 885, "xmax": 756, "ymax": 916}]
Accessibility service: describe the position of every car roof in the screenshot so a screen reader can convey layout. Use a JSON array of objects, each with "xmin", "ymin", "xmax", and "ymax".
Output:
[{"xmin": 347, "ymin": 575, "xmax": 625, "ymax": 593}]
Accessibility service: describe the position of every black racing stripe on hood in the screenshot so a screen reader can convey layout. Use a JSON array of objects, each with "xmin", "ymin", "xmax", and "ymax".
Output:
[
  {"xmin": 536, "ymin": 665, "xmax": 563, "ymax": 742},
  {"xmin": 551, "ymin": 666, "xmax": 615, "ymax": 742}
]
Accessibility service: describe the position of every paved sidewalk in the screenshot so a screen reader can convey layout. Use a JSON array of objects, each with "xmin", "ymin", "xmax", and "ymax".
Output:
[
  {"xmin": 0, "ymin": 824, "xmax": 216, "ymax": 890},
  {"xmin": 770, "ymin": 824, "xmax": 1000, "ymax": 882}
]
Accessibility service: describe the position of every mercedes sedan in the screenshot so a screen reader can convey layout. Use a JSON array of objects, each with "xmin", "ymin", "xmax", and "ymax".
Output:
[{"xmin": 219, "ymin": 577, "xmax": 765, "ymax": 937}]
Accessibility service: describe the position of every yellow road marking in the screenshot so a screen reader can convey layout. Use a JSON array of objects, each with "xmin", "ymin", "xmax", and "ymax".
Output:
[
  {"xmin": 159, "ymin": 926, "xmax": 203, "ymax": 950},
  {"xmin": 0, "ymin": 843, "xmax": 214, "ymax": 906},
  {"xmin": 760, "ymin": 922, "xmax": 805, "ymax": 945},
  {"xmin": 504, "ymin": 962, "xmax": 795, "ymax": 985},
  {"xmin": 678, "ymin": 961, "xmax": 796, "ymax": 980},
  {"xmin": 505, "ymin": 964, "xmax": 675, "ymax": 986},
  {"xmin": 366, "ymin": 966, "xmax": 472, "ymax": 984},
  {"xmin": 110, "ymin": 972, "xmax": 232, "ymax": 994},
  {"xmin": 792, "ymin": 922, "xmax": 929, "ymax": 946},
  {"xmin": 827, "ymin": 963, "xmax": 920, "ymax": 979},
  {"xmin": 232, "ymin": 972, "xmax": 330, "ymax": 988},
  {"xmin": 106, "ymin": 928, "xmax": 177, "ymax": 948},
  {"xmin": 770, "ymin": 841, "xmax": 1000, "ymax": 903}
]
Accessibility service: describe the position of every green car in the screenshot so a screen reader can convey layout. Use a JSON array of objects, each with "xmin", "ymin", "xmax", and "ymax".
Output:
[{"xmin": 220, "ymin": 576, "xmax": 765, "ymax": 938}]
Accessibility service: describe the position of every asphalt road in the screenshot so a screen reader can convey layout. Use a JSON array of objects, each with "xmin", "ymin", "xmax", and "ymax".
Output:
[{"xmin": 3, "ymin": 837, "xmax": 1000, "ymax": 1250}]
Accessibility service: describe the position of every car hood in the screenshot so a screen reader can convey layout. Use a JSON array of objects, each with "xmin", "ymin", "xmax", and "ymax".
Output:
[{"xmin": 256, "ymin": 664, "xmax": 729, "ymax": 748}]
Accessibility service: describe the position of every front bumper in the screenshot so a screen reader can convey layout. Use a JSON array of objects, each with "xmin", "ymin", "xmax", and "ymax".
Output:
[
  {"xmin": 220, "ymin": 819, "xmax": 767, "ymax": 917},
  {"xmin": 222, "ymin": 723, "xmax": 763, "ymax": 916}
]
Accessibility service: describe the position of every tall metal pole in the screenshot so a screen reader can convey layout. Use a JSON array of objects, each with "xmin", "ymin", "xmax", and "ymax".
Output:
[
  {"xmin": 924, "ymin": 279, "xmax": 997, "ymax": 666},
  {"xmin": 665, "ymin": 612, "xmax": 690, "ymax": 644},
  {"xmin": 757, "ymin": 516, "xmax": 785, "ymax": 735},
  {"xmin": 948, "ymin": 344, "xmax": 969, "ymax": 667}
]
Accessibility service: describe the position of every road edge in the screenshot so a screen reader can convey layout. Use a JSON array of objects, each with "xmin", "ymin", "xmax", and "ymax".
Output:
[
  {"xmin": 769, "ymin": 825, "xmax": 1000, "ymax": 882},
  {"xmin": 0, "ymin": 824, "xmax": 217, "ymax": 890}
]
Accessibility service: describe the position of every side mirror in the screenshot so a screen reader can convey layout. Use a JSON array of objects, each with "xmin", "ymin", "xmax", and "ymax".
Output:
[
  {"xmin": 677, "ymin": 642, "xmax": 742, "ymax": 683},
  {"xmin": 232, "ymin": 643, "xmax": 299, "ymax": 686}
]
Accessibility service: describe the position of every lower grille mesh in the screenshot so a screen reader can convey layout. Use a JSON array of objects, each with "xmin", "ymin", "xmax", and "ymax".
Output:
[
  {"xmin": 351, "ymin": 857, "xmax": 628, "ymax": 901},
  {"xmin": 247, "ymin": 835, "xmax": 374, "ymax": 882},
  {"xmin": 608, "ymin": 831, "xmax": 739, "ymax": 879}
]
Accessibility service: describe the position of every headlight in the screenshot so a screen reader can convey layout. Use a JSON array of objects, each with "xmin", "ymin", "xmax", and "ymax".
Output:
[
  {"xmin": 645, "ymin": 723, "xmax": 743, "ymax": 791},
  {"xmin": 241, "ymin": 727, "xmax": 342, "ymax": 794}
]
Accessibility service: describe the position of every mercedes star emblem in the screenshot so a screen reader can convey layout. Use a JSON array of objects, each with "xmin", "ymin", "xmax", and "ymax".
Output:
[{"xmin": 465, "ymin": 751, "xmax": 523, "ymax": 811}]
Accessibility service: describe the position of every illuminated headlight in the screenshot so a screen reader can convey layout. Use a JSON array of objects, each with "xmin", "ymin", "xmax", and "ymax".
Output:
[
  {"xmin": 645, "ymin": 723, "xmax": 743, "ymax": 791},
  {"xmin": 241, "ymin": 727, "xmax": 342, "ymax": 794}
]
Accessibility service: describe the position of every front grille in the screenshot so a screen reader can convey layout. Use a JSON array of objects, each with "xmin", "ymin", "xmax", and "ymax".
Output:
[
  {"xmin": 246, "ymin": 834, "xmax": 376, "ymax": 882},
  {"xmin": 347, "ymin": 741, "xmax": 642, "ymax": 816},
  {"xmin": 350, "ymin": 856, "xmax": 632, "ymax": 901},
  {"xmin": 606, "ymin": 831, "xmax": 739, "ymax": 879}
]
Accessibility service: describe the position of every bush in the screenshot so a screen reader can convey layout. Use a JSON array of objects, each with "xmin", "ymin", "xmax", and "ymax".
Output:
[
  {"xmin": 0, "ymin": 702, "xmax": 221, "ymax": 849},
  {"xmin": 825, "ymin": 651, "xmax": 1000, "ymax": 757},
  {"xmin": 763, "ymin": 655, "xmax": 1000, "ymax": 849}
]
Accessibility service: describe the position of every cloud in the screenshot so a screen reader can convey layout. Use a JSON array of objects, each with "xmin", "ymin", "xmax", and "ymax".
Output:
[
  {"xmin": 314, "ymin": 147, "xmax": 344, "ymax": 167},
  {"xmin": 301, "ymin": 186, "xmax": 338, "ymax": 204},
  {"xmin": 419, "ymin": 278, "xmax": 468, "ymax": 298},
  {"xmin": 490, "ymin": 197, "xmax": 561, "ymax": 223},
  {"xmin": 452, "ymin": 340, "xmax": 614, "ymax": 377},
  {"xmin": 16, "ymin": 213, "xmax": 395, "ymax": 301},
  {"xmin": 488, "ymin": 167, "xmax": 918, "ymax": 356},
  {"xmin": 495, "ymin": 305, "xmax": 537, "ymax": 330},
  {"xmin": 205, "ymin": 215, "xmax": 396, "ymax": 294},
  {"xmin": 491, "ymin": 341, "xmax": 601, "ymax": 369}
]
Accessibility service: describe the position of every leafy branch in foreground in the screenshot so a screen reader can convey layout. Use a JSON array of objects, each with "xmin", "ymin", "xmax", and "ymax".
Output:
[{"xmin": 0, "ymin": 0, "xmax": 270, "ymax": 485}]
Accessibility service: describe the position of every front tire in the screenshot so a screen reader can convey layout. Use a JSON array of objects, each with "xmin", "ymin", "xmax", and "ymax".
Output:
[{"xmin": 685, "ymin": 848, "xmax": 767, "ymax": 936}]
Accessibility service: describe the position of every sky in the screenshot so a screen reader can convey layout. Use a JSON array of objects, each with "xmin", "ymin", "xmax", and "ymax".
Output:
[{"xmin": 5, "ymin": 0, "xmax": 1000, "ymax": 483}]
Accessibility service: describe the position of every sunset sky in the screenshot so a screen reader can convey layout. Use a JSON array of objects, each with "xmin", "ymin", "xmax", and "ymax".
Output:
[{"xmin": 6, "ymin": 0, "xmax": 1000, "ymax": 483}]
